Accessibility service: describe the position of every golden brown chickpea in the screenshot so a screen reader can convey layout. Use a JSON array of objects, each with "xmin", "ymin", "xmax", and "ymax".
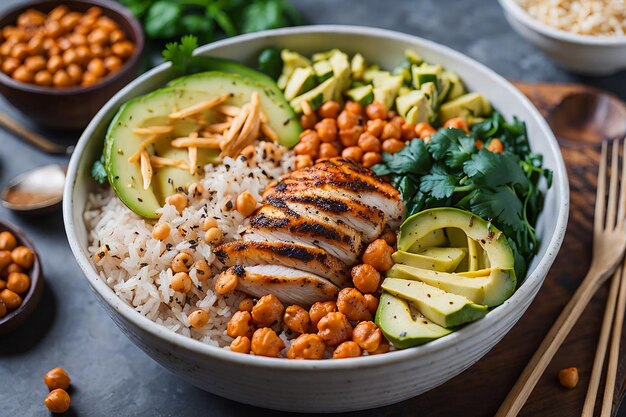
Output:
[
  {"xmin": 188, "ymin": 309, "xmax": 209, "ymax": 329},
  {"xmin": 365, "ymin": 102, "xmax": 387, "ymax": 120},
  {"xmin": 109, "ymin": 29, "xmax": 126, "ymax": 44},
  {"xmin": 336, "ymin": 288, "xmax": 372, "ymax": 322},
  {"xmin": 151, "ymin": 223, "xmax": 170, "ymax": 240},
  {"xmin": 203, "ymin": 227, "xmax": 223, "ymax": 246},
  {"xmin": 344, "ymin": 101, "xmax": 363, "ymax": 115},
  {"xmin": 7, "ymin": 272, "xmax": 29, "ymax": 295},
  {"xmin": 44, "ymin": 389, "xmax": 70, "ymax": 413},
  {"xmin": 45, "ymin": 20, "xmax": 63, "ymax": 38},
  {"xmin": 284, "ymin": 305, "xmax": 310, "ymax": 334},
  {"xmin": 381, "ymin": 229, "xmax": 397, "ymax": 247},
  {"xmin": 96, "ymin": 16, "xmax": 118, "ymax": 31},
  {"xmin": 382, "ymin": 138, "xmax": 405, "ymax": 154},
  {"xmin": 333, "ymin": 341, "xmax": 362, "ymax": 359},
  {"xmin": 294, "ymin": 139, "xmax": 318, "ymax": 158},
  {"xmin": 172, "ymin": 252, "xmax": 193, "ymax": 273},
  {"xmin": 11, "ymin": 246, "xmax": 34, "ymax": 269},
  {"xmin": 1, "ymin": 57, "xmax": 19, "ymax": 75},
  {"xmin": 171, "ymin": 272, "xmax": 192, "ymax": 294},
  {"xmin": 0, "ymin": 251, "xmax": 11, "ymax": 271},
  {"xmin": 66, "ymin": 63, "xmax": 83, "ymax": 84},
  {"xmin": 230, "ymin": 336, "xmax": 251, "ymax": 353},
  {"xmin": 352, "ymin": 321, "xmax": 383, "ymax": 353},
  {"xmin": 25, "ymin": 36, "xmax": 44, "ymax": 56},
  {"xmin": 87, "ymin": 57, "xmax": 106, "ymax": 77},
  {"xmin": 87, "ymin": 27, "xmax": 110, "ymax": 46},
  {"xmin": 200, "ymin": 217, "xmax": 217, "ymax": 232},
  {"xmin": 236, "ymin": 192, "xmax": 257, "ymax": 217},
  {"xmin": 227, "ymin": 310, "xmax": 254, "ymax": 338},
  {"xmin": 251, "ymin": 294, "xmax": 284, "ymax": 327},
  {"xmin": 2, "ymin": 263, "xmax": 22, "ymax": 278},
  {"xmin": 34, "ymin": 70, "xmax": 53, "ymax": 86},
  {"xmin": 357, "ymin": 133, "xmax": 381, "ymax": 152},
  {"xmin": 62, "ymin": 48, "xmax": 78, "ymax": 66},
  {"xmin": 81, "ymin": 71, "xmax": 99, "ymax": 87},
  {"xmin": 0, "ymin": 299, "xmax": 6, "ymax": 318},
  {"xmin": 317, "ymin": 312, "xmax": 352, "ymax": 346},
  {"xmin": 53, "ymin": 69, "xmax": 73, "ymax": 87},
  {"xmin": 299, "ymin": 129, "xmax": 320, "ymax": 145},
  {"xmin": 318, "ymin": 143, "xmax": 340, "ymax": 159},
  {"xmin": 364, "ymin": 294, "xmax": 379, "ymax": 314},
  {"xmin": 46, "ymin": 55, "xmax": 64, "ymax": 73},
  {"xmin": 192, "ymin": 260, "xmax": 210, "ymax": 283},
  {"xmin": 44, "ymin": 367, "xmax": 71, "ymax": 391},
  {"xmin": 214, "ymin": 268, "xmax": 238, "ymax": 295},
  {"xmin": 74, "ymin": 45, "xmax": 91, "ymax": 64},
  {"xmin": 0, "ymin": 280, "xmax": 5, "ymax": 291},
  {"xmin": 10, "ymin": 43, "xmax": 28, "ymax": 61},
  {"xmin": 370, "ymin": 342, "xmax": 390, "ymax": 354},
  {"xmin": 0, "ymin": 289, "xmax": 21, "ymax": 310},
  {"xmin": 238, "ymin": 297, "xmax": 255, "ymax": 312},
  {"xmin": 362, "ymin": 152, "xmax": 382, "ymax": 168},
  {"xmin": 309, "ymin": 301, "xmax": 337, "ymax": 328},
  {"xmin": 86, "ymin": 6, "xmax": 103, "ymax": 17},
  {"xmin": 60, "ymin": 12, "xmax": 81, "ymax": 31},
  {"xmin": 362, "ymin": 239, "xmax": 394, "ymax": 271},
  {"xmin": 12, "ymin": 66, "xmax": 34, "ymax": 83},
  {"xmin": 111, "ymin": 41, "xmax": 134, "ymax": 59},
  {"xmin": 337, "ymin": 110, "xmax": 359, "ymax": 130},
  {"xmin": 339, "ymin": 126, "xmax": 364, "ymax": 147},
  {"xmin": 401, "ymin": 123, "xmax": 417, "ymax": 141},
  {"xmin": 57, "ymin": 37, "xmax": 73, "ymax": 52},
  {"xmin": 2, "ymin": 26, "xmax": 25, "ymax": 42},
  {"xmin": 341, "ymin": 146, "xmax": 364, "ymax": 162},
  {"xmin": 295, "ymin": 154, "xmax": 314, "ymax": 170},
  {"xmin": 166, "ymin": 193, "xmax": 187, "ymax": 213},
  {"xmin": 318, "ymin": 101, "xmax": 340, "ymax": 119},
  {"xmin": 300, "ymin": 112, "xmax": 318, "ymax": 130},
  {"xmin": 389, "ymin": 115, "xmax": 404, "ymax": 127},
  {"xmin": 558, "ymin": 367, "xmax": 579, "ymax": 389},
  {"xmin": 24, "ymin": 55, "xmax": 46, "ymax": 72},
  {"xmin": 17, "ymin": 10, "xmax": 46, "ymax": 28},
  {"xmin": 251, "ymin": 327, "xmax": 285, "ymax": 357},
  {"xmin": 415, "ymin": 122, "xmax": 436, "ymax": 139},
  {"xmin": 315, "ymin": 119, "xmax": 338, "ymax": 143},
  {"xmin": 381, "ymin": 122, "xmax": 402, "ymax": 140},
  {"xmin": 366, "ymin": 119, "xmax": 385, "ymax": 137},
  {"xmin": 487, "ymin": 138, "xmax": 504, "ymax": 153},
  {"xmin": 68, "ymin": 33, "xmax": 87, "ymax": 47},
  {"xmin": 351, "ymin": 264, "xmax": 381, "ymax": 294},
  {"xmin": 104, "ymin": 55, "xmax": 123, "ymax": 73},
  {"xmin": 287, "ymin": 333, "xmax": 326, "ymax": 359},
  {"xmin": 49, "ymin": 5, "xmax": 69, "ymax": 21}
]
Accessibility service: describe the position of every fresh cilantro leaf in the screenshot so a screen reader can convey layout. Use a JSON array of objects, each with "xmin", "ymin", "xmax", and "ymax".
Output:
[
  {"xmin": 91, "ymin": 155, "xmax": 108, "ymax": 185},
  {"xmin": 144, "ymin": 1, "xmax": 182, "ymax": 39},
  {"xmin": 240, "ymin": 0, "xmax": 287, "ymax": 33},
  {"xmin": 428, "ymin": 128, "xmax": 475, "ymax": 169},
  {"xmin": 463, "ymin": 149, "xmax": 528, "ymax": 189},
  {"xmin": 419, "ymin": 164, "xmax": 458, "ymax": 199},
  {"xmin": 162, "ymin": 35, "xmax": 198, "ymax": 73},
  {"xmin": 469, "ymin": 186, "xmax": 523, "ymax": 228},
  {"xmin": 378, "ymin": 139, "xmax": 432, "ymax": 175}
]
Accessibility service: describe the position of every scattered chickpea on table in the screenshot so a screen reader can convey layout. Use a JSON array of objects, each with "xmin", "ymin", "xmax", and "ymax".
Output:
[
  {"xmin": 0, "ymin": 230, "xmax": 36, "ymax": 319},
  {"xmin": 43, "ymin": 367, "xmax": 71, "ymax": 413}
]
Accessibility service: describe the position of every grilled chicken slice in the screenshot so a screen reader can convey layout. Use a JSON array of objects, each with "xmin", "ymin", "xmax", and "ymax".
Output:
[
  {"xmin": 214, "ymin": 241, "xmax": 351, "ymax": 287},
  {"xmin": 245, "ymin": 204, "xmax": 363, "ymax": 264},
  {"xmin": 233, "ymin": 265, "xmax": 339, "ymax": 306}
]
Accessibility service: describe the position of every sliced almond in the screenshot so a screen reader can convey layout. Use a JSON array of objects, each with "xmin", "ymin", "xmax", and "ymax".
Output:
[
  {"xmin": 169, "ymin": 93, "xmax": 231, "ymax": 120},
  {"xmin": 133, "ymin": 125, "xmax": 173, "ymax": 136},
  {"xmin": 171, "ymin": 136, "xmax": 222, "ymax": 148},
  {"xmin": 188, "ymin": 146, "xmax": 197, "ymax": 175},
  {"xmin": 203, "ymin": 121, "xmax": 231, "ymax": 133},
  {"xmin": 140, "ymin": 150, "xmax": 153, "ymax": 190},
  {"xmin": 128, "ymin": 135, "xmax": 161, "ymax": 163},
  {"xmin": 216, "ymin": 104, "xmax": 242, "ymax": 117},
  {"xmin": 150, "ymin": 156, "xmax": 190, "ymax": 170}
]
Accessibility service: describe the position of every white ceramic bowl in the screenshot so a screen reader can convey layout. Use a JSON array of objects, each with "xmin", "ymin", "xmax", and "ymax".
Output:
[
  {"xmin": 498, "ymin": 0, "xmax": 626, "ymax": 75},
  {"xmin": 63, "ymin": 26, "xmax": 569, "ymax": 413}
]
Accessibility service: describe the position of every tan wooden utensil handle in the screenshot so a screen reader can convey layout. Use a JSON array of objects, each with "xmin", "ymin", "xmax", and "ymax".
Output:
[{"xmin": 0, "ymin": 111, "xmax": 69, "ymax": 154}]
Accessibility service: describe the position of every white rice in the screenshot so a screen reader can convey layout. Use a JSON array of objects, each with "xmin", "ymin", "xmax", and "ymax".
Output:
[{"xmin": 85, "ymin": 142, "xmax": 294, "ymax": 348}]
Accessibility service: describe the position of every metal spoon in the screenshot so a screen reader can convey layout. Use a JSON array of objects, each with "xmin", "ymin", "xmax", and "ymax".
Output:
[{"xmin": 1, "ymin": 164, "xmax": 66, "ymax": 216}]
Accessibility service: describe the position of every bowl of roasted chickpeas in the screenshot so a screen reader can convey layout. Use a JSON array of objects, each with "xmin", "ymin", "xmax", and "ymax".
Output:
[
  {"xmin": 0, "ymin": 0, "xmax": 144, "ymax": 129},
  {"xmin": 0, "ymin": 221, "xmax": 43, "ymax": 334}
]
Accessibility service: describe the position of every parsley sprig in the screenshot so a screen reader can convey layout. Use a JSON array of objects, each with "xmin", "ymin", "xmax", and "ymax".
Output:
[{"xmin": 372, "ymin": 113, "xmax": 552, "ymax": 280}]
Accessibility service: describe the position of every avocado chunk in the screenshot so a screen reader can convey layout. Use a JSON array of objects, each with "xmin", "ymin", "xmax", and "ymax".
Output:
[
  {"xmin": 411, "ymin": 64, "xmax": 442, "ymax": 89},
  {"xmin": 404, "ymin": 49, "xmax": 423, "ymax": 65},
  {"xmin": 442, "ymin": 70, "xmax": 466, "ymax": 101},
  {"xmin": 395, "ymin": 90, "xmax": 428, "ymax": 120},
  {"xmin": 313, "ymin": 60, "xmax": 333, "ymax": 83},
  {"xmin": 290, "ymin": 76, "xmax": 338, "ymax": 113},
  {"xmin": 284, "ymin": 67, "xmax": 316, "ymax": 101},
  {"xmin": 375, "ymin": 292, "xmax": 451, "ymax": 348},
  {"xmin": 346, "ymin": 85, "xmax": 374, "ymax": 106},
  {"xmin": 277, "ymin": 50, "xmax": 311, "ymax": 90},
  {"xmin": 392, "ymin": 248, "xmax": 467, "ymax": 273},
  {"xmin": 170, "ymin": 71, "xmax": 301, "ymax": 147},
  {"xmin": 407, "ymin": 228, "xmax": 448, "ymax": 252},
  {"xmin": 381, "ymin": 278, "xmax": 487, "ymax": 328},
  {"xmin": 350, "ymin": 53, "xmax": 367, "ymax": 80},
  {"xmin": 386, "ymin": 264, "xmax": 516, "ymax": 307},
  {"xmin": 438, "ymin": 92, "xmax": 492, "ymax": 122},
  {"xmin": 372, "ymin": 74, "xmax": 404, "ymax": 111},
  {"xmin": 328, "ymin": 49, "xmax": 351, "ymax": 97}
]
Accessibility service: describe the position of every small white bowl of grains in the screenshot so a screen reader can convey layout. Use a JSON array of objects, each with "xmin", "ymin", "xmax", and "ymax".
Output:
[{"xmin": 498, "ymin": 0, "xmax": 626, "ymax": 75}]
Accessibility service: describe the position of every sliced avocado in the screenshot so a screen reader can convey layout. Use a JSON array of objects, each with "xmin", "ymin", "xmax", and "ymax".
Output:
[
  {"xmin": 396, "ymin": 90, "xmax": 428, "ymax": 119},
  {"xmin": 405, "ymin": 105, "xmax": 430, "ymax": 125},
  {"xmin": 393, "ymin": 65, "xmax": 412, "ymax": 84},
  {"xmin": 407, "ymin": 228, "xmax": 448, "ymax": 252},
  {"xmin": 442, "ymin": 70, "xmax": 466, "ymax": 101},
  {"xmin": 290, "ymin": 76, "xmax": 338, "ymax": 113},
  {"xmin": 363, "ymin": 69, "xmax": 390, "ymax": 83},
  {"xmin": 313, "ymin": 60, "xmax": 333, "ymax": 83},
  {"xmin": 404, "ymin": 49, "xmax": 423, "ymax": 65},
  {"xmin": 283, "ymin": 67, "xmax": 316, "ymax": 101},
  {"xmin": 392, "ymin": 247, "xmax": 467, "ymax": 273},
  {"xmin": 346, "ymin": 85, "xmax": 374, "ymax": 106},
  {"xmin": 411, "ymin": 64, "xmax": 442, "ymax": 89},
  {"xmin": 170, "ymin": 71, "xmax": 301, "ymax": 147},
  {"xmin": 386, "ymin": 264, "xmax": 516, "ymax": 307},
  {"xmin": 373, "ymin": 74, "xmax": 404, "ymax": 111},
  {"xmin": 398, "ymin": 208, "xmax": 515, "ymax": 272},
  {"xmin": 328, "ymin": 50, "xmax": 351, "ymax": 97},
  {"xmin": 438, "ymin": 92, "xmax": 492, "ymax": 122},
  {"xmin": 350, "ymin": 53, "xmax": 367, "ymax": 80},
  {"xmin": 467, "ymin": 236, "xmax": 480, "ymax": 271},
  {"xmin": 375, "ymin": 292, "xmax": 451, "ymax": 348},
  {"xmin": 438, "ymin": 76, "xmax": 451, "ymax": 104},
  {"xmin": 382, "ymin": 278, "xmax": 488, "ymax": 328},
  {"xmin": 398, "ymin": 86, "xmax": 412, "ymax": 96},
  {"xmin": 277, "ymin": 50, "xmax": 311, "ymax": 90},
  {"xmin": 311, "ymin": 49, "xmax": 336, "ymax": 62}
]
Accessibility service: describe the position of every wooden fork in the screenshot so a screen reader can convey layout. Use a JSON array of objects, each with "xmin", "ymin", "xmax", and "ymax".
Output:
[{"xmin": 495, "ymin": 140, "xmax": 626, "ymax": 417}]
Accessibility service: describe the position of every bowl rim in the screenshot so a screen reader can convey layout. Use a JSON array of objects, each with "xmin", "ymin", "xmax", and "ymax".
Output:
[
  {"xmin": 498, "ymin": 0, "xmax": 626, "ymax": 45},
  {"xmin": 0, "ymin": 0, "xmax": 145, "ymax": 95},
  {"xmin": 63, "ymin": 25, "xmax": 570, "ymax": 370}
]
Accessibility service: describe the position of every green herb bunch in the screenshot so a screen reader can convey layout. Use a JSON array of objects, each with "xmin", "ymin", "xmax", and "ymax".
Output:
[{"xmin": 372, "ymin": 113, "xmax": 552, "ymax": 280}]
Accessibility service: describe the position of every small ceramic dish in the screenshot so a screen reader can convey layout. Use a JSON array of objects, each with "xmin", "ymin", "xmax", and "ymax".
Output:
[{"xmin": 0, "ymin": 220, "xmax": 43, "ymax": 334}]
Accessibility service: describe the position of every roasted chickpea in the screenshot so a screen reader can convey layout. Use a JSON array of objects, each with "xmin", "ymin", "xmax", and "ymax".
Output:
[
  {"xmin": 294, "ymin": 139, "xmax": 318, "ymax": 158},
  {"xmin": 87, "ymin": 27, "xmax": 109, "ymax": 45},
  {"xmin": 1, "ymin": 57, "xmax": 19, "ymax": 75},
  {"xmin": 10, "ymin": 43, "xmax": 28, "ymax": 60},
  {"xmin": 7, "ymin": 272, "xmax": 29, "ymax": 295},
  {"xmin": 317, "ymin": 101, "xmax": 340, "ymax": 119},
  {"xmin": 0, "ymin": 251, "xmax": 12, "ymax": 271},
  {"xmin": 86, "ymin": 6, "xmax": 103, "ymax": 17},
  {"xmin": 188, "ymin": 309, "xmax": 210, "ymax": 329},
  {"xmin": 81, "ymin": 71, "xmax": 99, "ymax": 87},
  {"xmin": 0, "ymin": 289, "xmax": 21, "ymax": 310},
  {"xmin": 236, "ymin": 192, "xmax": 257, "ymax": 217},
  {"xmin": 344, "ymin": 101, "xmax": 363, "ymax": 115},
  {"xmin": 57, "ymin": 37, "xmax": 73, "ymax": 52},
  {"xmin": 104, "ymin": 55, "xmax": 123, "ymax": 72},
  {"xmin": 44, "ymin": 368, "xmax": 71, "ymax": 391},
  {"xmin": 12, "ymin": 66, "xmax": 34, "ymax": 83},
  {"xmin": 341, "ymin": 146, "xmax": 364, "ymax": 162},
  {"xmin": 2, "ymin": 263, "xmax": 22, "ymax": 278},
  {"xmin": 24, "ymin": 55, "xmax": 46, "ymax": 72},
  {"xmin": 333, "ymin": 341, "xmax": 362, "ymax": 359},
  {"xmin": 230, "ymin": 336, "xmax": 251, "ymax": 353},
  {"xmin": 227, "ymin": 310, "xmax": 254, "ymax": 338},
  {"xmin": 172, "ymin": 252, "xmax": 192, "ymax": 273},
  {"xmin": 87, "ymin": 57, "xmax": 106, "ymax": 77},
  {"xmin": 60, "ymin": 12, "xmax": 81, "ymax": 31},
  {"xmin": 45, "ymin": 20, "xmax": 63, "ymax": 38},
  {"xmin": 300, "ymin": 112, "xmax": 318, "ymax": 130},
  {"xmin": 167, "ymin": 193, "xmax": 187, "ymax": 213},
  {"xmin": 49, "ymin": 5, "xmax": 69, "ymax": 21},
  {"xmin": 295, "ymin": 154, "xmax": 314, "ymax": 170},
  {"xmin": 44, "ymin": 389, "xmax": 71, "ymax": 413},
  {"xmin": 300, "ymin": 129, "xmax": 320, "ymax": 146},
  {"xmin": 284, "ymin": 305, "xmax": 310, "ymax": 334},
  {"xmin": 364, "ymin": 294, "xmax": 379, "ymax": 314},
  {"xmin": 415, "ymin": 122, "xmax": 436, "ymax": 139},
  {"xmin": 443, "ymin": 117, "xmax": 469, "ymax": 133},
  {"xmin": 287, "ymin": 333, "xmax": 326, "ymax": 360},
  {"xmin": 309, "ymin": 301, "xmax": 337, "ymax": 328},
  {"xmin": 336, "ymin": 288, "xmax": 371, "ymax": 322},
  {"xmin": 109, "ymin": 29, "xmax": 125, "ymax": 44},
  {"xmin": 487, "ymin": 138, "xmax": 504, "ymax": 153},
  {"xmin": 34, "ymin": 70, "xmax": 53, "ymax": 86},
  {"xmin": 558, "ymin": 367, "xmax": 579, "ymax": 389},
  {"xmin": 362, "ymin": 239, "xmax": 394, "ymax": 271},
  {"xmin": 251, "ymin": 294, "xmax": 284, "ymax": 327},
  {"xmin": 52, "ymin": 69, "xmax": 73, "ymax": 87},
  {"xmin": 66, "ymin": 63, "xmax": 83, "ymax": 84},
  {"xmin": 357, "ymin": 133, "xmax": 381, "ymax": 152},
  {"xmin": 46, "ymin": 55, "xmax": 64, "ymax": 73},
  {"xmin": 382, "ymin": 138, "xmax": 405, "ymax": 154},
  {"xmin": 380, "ymin": 228, "xmax": 397, "ymax": 247},
  {"xmin": 251, "ymin": 327, "xmax": 285, "ymax": 357},
  {"xmin": 366, "ymin": 119, "xmax": 385, "ymax": 137},
  {"xmin": 337, "ymin": 110, "xmax": 359, "ymax": 130},
  {"xmin": 352, "ymin": 321, "xmax": 383, "ymax": 353},
  {"xmin": 171, "ymin": 272, "xmax": 192, "ymax": 294},
  {"xmin": 215, "ymin": 268, "xmax": 238, "ymax": 295},
  {"xmin": 365, "ymin": 102, "xmax": 386, "ymax": 120},
  {"xmin": 203, "ymin": 227, "xmax": 223, "ymax": 246},
  {"xmin": 193, "ymin": 260, "xmax": 210, "ymax": 282},
  {"xmin": 201, "ymin": 217, "xmax": 218, "ymax": 232},
  {"xmin": 362, "ymin": 152, "xmax": 382, "ymax": 168},
  {"xmin": 370, "ymin": 342, "xmax": 390, "ymax": 354},
  {"xmin": 381, "ymin": 122, "xmax": 401, "ymax": 140},
  {"xmin": 318, "ymin": 143, "xmax": 340, "ymax": 159},
  {"xmin": 238, "ymin": 297, "xmax": 255, "ymax": 312},
  {"xmin": 0, "ymin": 299, "xmax": 6, "ymax": 318},
  {"xmin": 111, "ymin": 41, "xmax": 134, "ymax": 59},
  {"xmin": 315, "ymin": 119, "xmax": 338, "ymax": 143},
  {"xmin": 151, "ymin": 223, "xmax": 170, "ymax": 240},
  {"xmin": 339, "ymin": 126, "xmax": 364, "ymax": 147},
  {"xmin": 74, "ymin": 45, "xmax": 91, "ymax": 64},
  {"xmin": 11, "ymin": 246, "xmax": 34, "ymax": 269},
  {"xmin": 96, "ymin": 16, "xmax": 118, "ymax": 31},
  {"xmin": 62, "ymin": 48, "xmax": 78, "ymax": 66},
  {"xmin": 317, "ymin": 312, "xmax": 352, "ymax": 346},
  {"xmin": 351, "ymin": 264, "xmax": 381, "ymax": 294},
  {"xmin": 17, "ymin": 10, "xmax": 46, "ymax": 28},
  {"xmin": 401, "ymin": 123, "xmax": 417, "ymax": 141},
  {"xmin": 389, "ymin": 115, "xmax": 404, "ymax": 127}
]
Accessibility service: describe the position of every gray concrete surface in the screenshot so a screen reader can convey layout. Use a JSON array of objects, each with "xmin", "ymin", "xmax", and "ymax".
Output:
[{"xmin": 0, "ymin": 0, "xmax": 625, "ymax": 416}]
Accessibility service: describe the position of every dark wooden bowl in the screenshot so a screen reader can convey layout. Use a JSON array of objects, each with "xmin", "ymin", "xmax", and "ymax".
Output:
[
  {"xmin": 0, "ymin": 220, "xmax": 44, "ymax": 334},
  {"xmin": 0, "ymin": 0, "xmax": 144, "ymax": 130}
]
